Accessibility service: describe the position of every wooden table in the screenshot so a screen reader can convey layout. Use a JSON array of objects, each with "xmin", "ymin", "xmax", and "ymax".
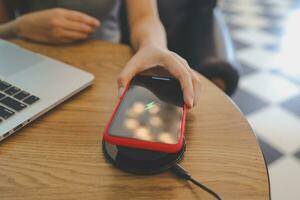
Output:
[{"xmin": 0, "ymin": 40, "xmax": 270, "ymax": 200}]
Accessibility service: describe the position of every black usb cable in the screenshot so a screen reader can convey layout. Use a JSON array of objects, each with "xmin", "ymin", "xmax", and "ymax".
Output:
[{"xmin": 171, "ymin": 164, "xmax": 223, "ymax": 200}]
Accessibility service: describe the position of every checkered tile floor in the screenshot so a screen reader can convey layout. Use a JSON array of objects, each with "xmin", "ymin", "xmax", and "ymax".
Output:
[{"xmin": 220, "ymin": 0, "xmax": 300, "ymax": 199}]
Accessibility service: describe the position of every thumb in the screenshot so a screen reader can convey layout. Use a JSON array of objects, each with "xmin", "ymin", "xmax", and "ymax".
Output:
[{"xmin": 117, "ymin": 58, "xmax": 141, "ymax": 98}]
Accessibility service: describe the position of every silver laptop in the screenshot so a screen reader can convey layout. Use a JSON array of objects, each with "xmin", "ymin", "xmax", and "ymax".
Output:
[{"xmin": 0, "ymin": 39, "xmax": 94, "ymax": 141}]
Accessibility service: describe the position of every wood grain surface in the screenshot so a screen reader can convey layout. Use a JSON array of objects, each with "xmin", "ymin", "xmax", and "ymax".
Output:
[{"xmin": 0, "ymin": 39, "xmax": 270, "ymax": 200}]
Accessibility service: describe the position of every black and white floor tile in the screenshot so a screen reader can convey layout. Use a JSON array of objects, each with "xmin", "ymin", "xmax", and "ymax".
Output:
[{"xmin": 221, "ymin": 0, "xmax": 300, "ymax": 199}]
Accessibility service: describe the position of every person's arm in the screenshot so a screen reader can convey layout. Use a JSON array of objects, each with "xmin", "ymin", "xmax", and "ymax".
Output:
[
  {"xmin": 126, "ymin": 0, "xmax": 166, "ymax": 51},
  {"xmin": 0, "ymin": 3, "xmax": 100, "ymax": 43},
  {"xmin": 118, "ymin": 0, "xmax": 201, "ymax": 108}
]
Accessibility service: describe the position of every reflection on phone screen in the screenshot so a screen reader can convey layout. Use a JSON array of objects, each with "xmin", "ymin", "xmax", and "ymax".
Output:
[{"xmin": 108, "ymin": 76, "xmax": 183, "ymax": 145}]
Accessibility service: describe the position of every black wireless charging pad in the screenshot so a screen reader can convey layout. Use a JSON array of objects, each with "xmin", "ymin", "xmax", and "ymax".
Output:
[{"xmin": 102, "ymin": 139, "xmax": 186, "ymax": 175}]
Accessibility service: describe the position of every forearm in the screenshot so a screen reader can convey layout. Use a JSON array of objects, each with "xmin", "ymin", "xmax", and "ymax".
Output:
[
  {"xmin": 126, "ymin": 0, "xmax": 167, "ymax": 52},
  {"xmin": 130, "ymin": 16, "xmax": 167, "ymax": 51}
]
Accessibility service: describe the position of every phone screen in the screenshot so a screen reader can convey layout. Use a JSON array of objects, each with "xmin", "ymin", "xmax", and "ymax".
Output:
[{"xmin": 108, "ymin": 75, "xmax": 184, "ymax": 145}]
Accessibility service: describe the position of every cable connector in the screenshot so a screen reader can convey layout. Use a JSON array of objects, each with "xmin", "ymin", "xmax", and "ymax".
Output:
[
  {"xmin": 171, "ymin": 163, "xmax": 191, "ymax": 180},
  {"xmin": 171, "ymin": 163, "xmax": 223, "ymax": 200}
]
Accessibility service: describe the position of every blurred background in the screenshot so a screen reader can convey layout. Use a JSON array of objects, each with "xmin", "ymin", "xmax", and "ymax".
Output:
[{"xmin": 220, "ymin": 0, "xmax": 300, "ymax": 199}]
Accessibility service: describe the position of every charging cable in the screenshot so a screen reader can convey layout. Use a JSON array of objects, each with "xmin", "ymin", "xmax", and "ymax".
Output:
[{"xmin": 171, "ymin": 164, "xmax": 223, "ymax": 200}]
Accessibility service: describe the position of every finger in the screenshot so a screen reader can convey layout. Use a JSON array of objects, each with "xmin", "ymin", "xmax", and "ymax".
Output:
[
  {"xmin": 117, "ymin": 56, "xmax": 146, "ymax": 97},
  {"xmin": 172, "ymin": 53, "xmax": 193, "ymax": 74},
  {"xmin": 191, "ymin": 70, "xmax": 202, "ymax": 106},
  {"xmin": 61, "ymin": 19, "xmax": 95, "ymax": 33},
  {"xmin": 162, "ymin": 54, "xmax": 194, "ymax": 107},
  {"xmin": 64, "ymin": 10, "xmax": 100, "ymax": 27},
  {"xmin": 174, "ymin": 55, "xmax": 201, "ymax": 106}
]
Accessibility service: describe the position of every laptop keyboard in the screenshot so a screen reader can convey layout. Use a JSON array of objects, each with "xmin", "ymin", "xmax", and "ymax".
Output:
[{"xmin": 0, "ymin": 80, "xmax": 40, "ymax": 123}]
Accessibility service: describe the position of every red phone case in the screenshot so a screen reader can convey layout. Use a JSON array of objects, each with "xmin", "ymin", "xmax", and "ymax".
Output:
[{"xmin": 103, "ymin": 81, "xmax": 187, "ymax": 153}]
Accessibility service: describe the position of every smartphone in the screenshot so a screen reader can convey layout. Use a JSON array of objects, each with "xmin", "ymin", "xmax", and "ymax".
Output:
[{"xmin": 103, "ymin": 75, "xmax": 186, "ymax": 153}]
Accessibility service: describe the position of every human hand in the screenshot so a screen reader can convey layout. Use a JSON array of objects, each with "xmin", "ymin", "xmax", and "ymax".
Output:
[
  {"xmin": 14, "ymin": 8, "xmax": 100, "ymax": 44},
  {"xmin": 117, "ymin": 45, "xmax": 201, "ymax": 108}
]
